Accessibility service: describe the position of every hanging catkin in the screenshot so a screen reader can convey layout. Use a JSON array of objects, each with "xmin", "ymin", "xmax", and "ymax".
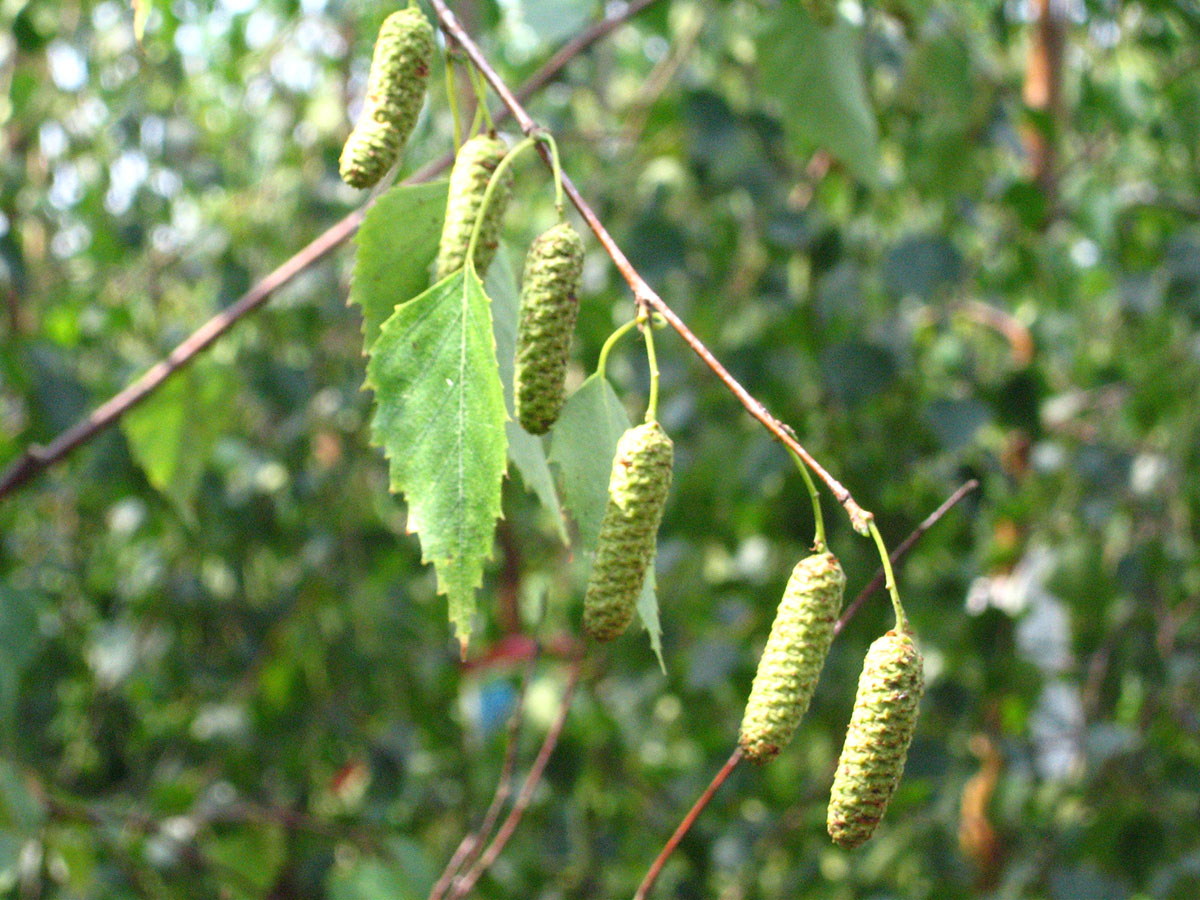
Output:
[
  {"xmin": 827, "ymin": 629, "xmax": 925, "ymax": 849},
  {"xmin": 434, "ymin": 134, "xmax": 512, "ymax": 280},
  {"xmin": 514, "ymin": 222, "xmax": 585, "ymax": 435},
  {"xmin": 738, "ymin": 552, "xmax": 845, "ymax": 764},
  {"xmin": 339, "ymin": 6, "xmax": 434, "ymax": 189},
  {"xmin": 583, "ymin": 422, "xmax": 673, "ymax": 642}
]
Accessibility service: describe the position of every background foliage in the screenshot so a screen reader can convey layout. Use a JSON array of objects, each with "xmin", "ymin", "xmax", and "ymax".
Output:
[{"xmin": 3, "ymin": 0, "xmax": 1200, "ymax": 898}]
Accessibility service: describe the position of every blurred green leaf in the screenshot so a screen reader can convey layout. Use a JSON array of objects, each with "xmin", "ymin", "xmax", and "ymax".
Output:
[
  {"xmin": 131, "ymin": 0, "xmax": 150, "ymax": 43},
  {"xmin": 0, "ymin": 588, "xmax": 38, "ymax": 735},
  {"xmin": 756, "ymin": 5, "xmax": 878, "ymax": 183},
  {"xmin": 327, "ymin": 838, "xmax": 435, "ymax": 900},
  {"xmin": 203, "ymin": 826, "xmax": 286, "ymax": 895},
  {"xmin": 123, "ymin": 359, "xmax": 237, "ymax": 516},
  {"xmin": 883, "ymin": 234, "xmax": 964, "ymax": 300}
]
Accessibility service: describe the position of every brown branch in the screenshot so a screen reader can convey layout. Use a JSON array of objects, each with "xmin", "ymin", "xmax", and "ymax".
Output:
[
  {"xmin": 632, "ymin": 479, "xmax": 978, "ymax": 899},
  {"xmin": 1022, "ymin": 0, "xmax": 1064, "ymax": 198},
  {"xmin": 633, "ymin": 747, "xmax": 744, "ymax": 900},
  {"xmin": 429, "ymin": 660, "xmax": 536, "ymax": 900},
  {"xmin": 0, "ymin": 0, "xmax": 668, "ymax": 504},
  {"xmin": 448, "ymin": 656, "xmax": 583, "ymax": 900},
  {"xmin": 428, "ymin": 0, "xmax": 871, "ymax": 534}
]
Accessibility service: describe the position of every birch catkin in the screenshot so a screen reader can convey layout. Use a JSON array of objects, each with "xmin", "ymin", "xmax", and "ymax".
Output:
[
  {"xmin": 827, "ymin": 629, "xmax": 925, "ymax": 848},
  {"xmin": 514, "ymin": 222, "xmax": 585, "ymax": 435},
  {"xmin": 583, "ymin": 422, "xmax": 673, "ymax": 642},
  {"xmin": 738, "ymin": 552, "xmax": 845, "ymax": 764},
  {"xmin": 434, "ymin": 134, "xmax": 513, "ymax": 280},
  {"xmin": 338, "ymin": 7, "xmax": 435, "ymax": 189}
]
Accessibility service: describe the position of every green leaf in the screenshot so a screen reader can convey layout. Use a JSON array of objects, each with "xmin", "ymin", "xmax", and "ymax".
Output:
[
  {"xmin": 0, "ymin": 588, "xmax": 38, "ymax": 738},
  {"xmin": 327, "ymin": 838, "xmax": 435, "ymax": 900},
  {"xmin": 486, "ymin": 244, "xmax": 567, "ymax": 542},
  {"xmin": 637, "ymin": 564, "xmax": 665, "ymax": 673},
  {"xmin": 756, "ymin": 6, "xmax": 878, "ymax": 184},
  {"xmin": 366, "ymin": 268, "xmax": 507, "ymax": 649},
  {"xmin": 131, "ymin": 0, "xmax": 150, "ymax": 43},
  {"xmin": 548, "ymin": 373, "xmax": 630, "ymax": 552},
  {"xmin": 203, "ymin": 827, "xmax": 285, "ymax": 896},
  {"xmin": 350, "ymin": 180, "xmax": 449, "ymax": 349},
  {"xmin": 123, "ymin": 359, "xmax": 236, "ymax": 517},
  {"xmin": 550, "ymin": 373, "xmax": 664, "ymax": 665},
  {"xmin": 0, "ymin": 761, "xmax": 41, "ymax": 831}
]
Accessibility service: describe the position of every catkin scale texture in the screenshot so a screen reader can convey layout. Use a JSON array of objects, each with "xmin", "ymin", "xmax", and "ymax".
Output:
[
  {"xmin": 738, "ymin": 552, "xmax": 845, "ymax": 764},
  {"xmin": 435, "ymin": 135, "xmax": 513, "ymax": 280},
  {"xmin": 583, "ymin": 422, "xmax": 673, "ymax": 642},
  {"xmin": 827, "ymin": 630, "xmax": 925, "ymax": 848},
  {"xmin": 514, "ymin": 223, "xmax": 585, "ymax": 435},
  {"xmin": 339, "ymin": 7, "xmax": 435, "ymax": 189}
]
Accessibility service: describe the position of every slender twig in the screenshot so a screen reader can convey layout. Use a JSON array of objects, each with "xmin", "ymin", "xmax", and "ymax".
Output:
[
  {"xmin": 427, "ymin": 0, "xmax": 872, "ymax": 534},
  {"xmin": 835, "ymin": 479, "xmax": 979, "ymax": 636},
  {"xmin": 449, "ymin": 657, "xmax": 583, "ymax": 900},
  {"xmin": 632, "ymin": 480, "xmax": 978, "ymax": 899},
  {"xmin": 633, "ymin": 747, "xmax": 744, "ymax": 900},
  {"xmin": 0, "ymin": 0, "xmax": 668, "ymax": 503},
  {"xmin": 430, "ymin": 659, "xmax": 536, "ymax": 900}
]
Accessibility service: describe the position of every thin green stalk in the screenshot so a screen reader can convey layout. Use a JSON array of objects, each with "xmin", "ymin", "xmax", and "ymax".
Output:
[
  {"xmin": 468, "ymin": 64, "xmax": 495, "ymax": 130},
  {"xmin": 867, "ymin": 516, "xmax": 908, "ymax": 632},
  {"xmin": 788, "ymin": 448, "xmax": 826, "ymax": 551},
  {"xmin": 468, "ymin": 98, "xmax": 485, "ymax": 138},
  {"xmin": 536, "ymin": 131, "xmax": 565, "ymax": 215},
  {"xmin": 465, "ymin": 135, "xmax": 537, "ymax": 273},
  {"xmin": 445, "ymin": 54, "xmax": 463, "ymax": 150},
  {"xmin": 642, "ymin": 313, "xmax": 660, "ymax": 423},
  {"xmin": 596, "ymin": 318, "xmax": 639, "ymax": 380}
]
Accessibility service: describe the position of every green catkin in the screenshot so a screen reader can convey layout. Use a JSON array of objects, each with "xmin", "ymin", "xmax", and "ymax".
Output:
[
  {"xmin": 434, "ymin": 134, "xmax": 513, "ymax": 280},
  {"xmin": 514, "ymin": 223, "xmax": 585, "ymax": 435},
  {"xmin": 738, "ymin": 552, "xmax": 846, "ymax": 764},
  {"xmin": 827, "ymin": 629, "xmax": 925, "ymax": 849},
  {"xmin": 583, "ymin": 422, "xmax": 674, "ymax": 642},
  {"xmin": 339, "ymin": 7, "xmax": 435, "ymax": 189}
]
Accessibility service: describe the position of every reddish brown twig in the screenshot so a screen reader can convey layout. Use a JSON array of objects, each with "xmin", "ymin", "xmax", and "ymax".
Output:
[
  {"xmin": 632, "ymin": 480, "xmax": 977, "ymax": 899},
  {"xmin": 448, "ymin": 657, "xmax": 583, "ymax": 900},
  {"xmin": 429, "ymin": 660, "xmax": 536, "ymax": 900},
  {"xmin": 427, "ymin": 0, "xmax": 871, "ymax": 534},
  {"xmin": 0, "ymin": 0, "xmax": 667, "ymax": 503},
  {"xmin": 633, "ymin": 747, "xmax": 744, "ymax": 900}
]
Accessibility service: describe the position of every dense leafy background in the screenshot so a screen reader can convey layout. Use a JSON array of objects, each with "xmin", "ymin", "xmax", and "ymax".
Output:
[{"xmin": 3, "ymin": 0, "xmax": 1200, "ymax": 898}]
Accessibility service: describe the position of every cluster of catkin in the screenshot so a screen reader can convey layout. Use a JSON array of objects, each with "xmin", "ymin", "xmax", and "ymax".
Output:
[
  {"xmin": 340, "ymin": 6, "xmax": 924, "ymax": 853},
  {"xmin": 738, "ymin": 551, "xmax": 925, "ymax": 848}
]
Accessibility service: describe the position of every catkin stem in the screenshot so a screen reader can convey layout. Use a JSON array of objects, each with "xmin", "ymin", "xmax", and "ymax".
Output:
[
  {"xmin": 788, "ymin": 447, "xmax": 826, "ymax": 551},
  {"xmin": 465, "ymin": 136, "xmax": 536, "ymax": 274},
  {"xmin": 596, "ymin": 318, "xmax": 639, "ymax": 380},
  {"xmin": 641, "ymin": 313, "xmax": 661, "ymax": 423},
  {"xmin": 536, "ymin": 132, "xmax": 566, "ymax": 215},
  {"xmin": 445, "ymin": 53, "xmax": 463, "ymax": 150},
  {"xmin": 468, "ymin": 64, "xmax": 495, "ymax": 130},
  {"xmin": 868, "ymin": 517, "xmax": 908, "ymax": 632}
]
